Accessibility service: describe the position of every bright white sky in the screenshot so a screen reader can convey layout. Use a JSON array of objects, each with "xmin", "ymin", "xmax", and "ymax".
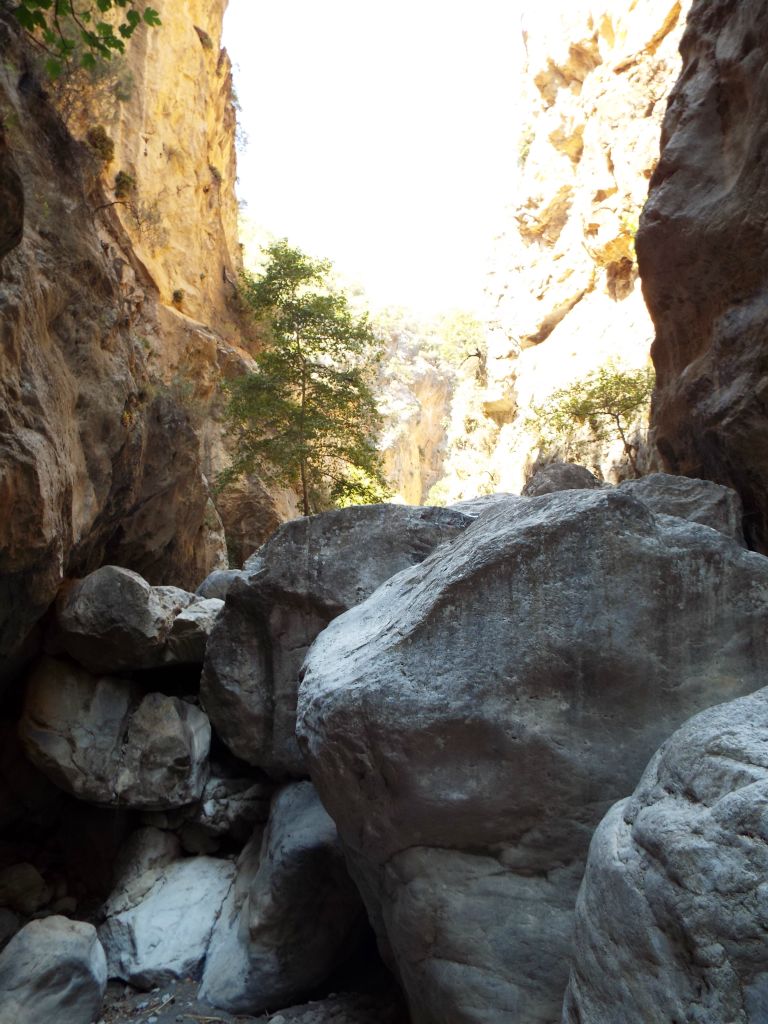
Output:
[{"xmin": 223, "ymin": 2, "xmax": 559, "ymax": 316}]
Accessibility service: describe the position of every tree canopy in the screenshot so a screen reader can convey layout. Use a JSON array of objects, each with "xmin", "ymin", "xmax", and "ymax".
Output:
[
  {"xmin": 9, "ymin": 0, "xmax": 160, "ymax": 78},
  {"xmin": 222, "ymin": 240, "xmax": 389, "ymax": 516},
  {"xmin": 527, "ymin": 363, "xmax": 654, "ymax": 476}
]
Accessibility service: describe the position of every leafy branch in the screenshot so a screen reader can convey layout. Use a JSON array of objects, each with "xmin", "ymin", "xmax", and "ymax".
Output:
[{"xmin": 8, "ymin": 0, "xmax": 160, "ymax": 78}]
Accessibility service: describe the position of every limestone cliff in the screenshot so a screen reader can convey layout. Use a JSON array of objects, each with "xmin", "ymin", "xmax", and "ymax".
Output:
[
  {"xmin": 638, "ymin": 0, "xmax": 768, "ymax": 553},
  {"xmin": 0, "ymin": 3, "xmax": 291, "ymax": 677},
  {"xmin": 416, "ymin": 0, "xmax": 691, "ymax": 505}
]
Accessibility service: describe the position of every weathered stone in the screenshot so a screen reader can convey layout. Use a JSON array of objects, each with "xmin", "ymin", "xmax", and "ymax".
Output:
[
  {"xmin": 265, "ymin": 989, "xmax": 408, "ymax": 1024},
  {"xmin": 0, "ymin": 916, "xmax": 107, "ymax": 1024},
  {"xmin": 19, "ymin": 657, "xmax": 210, "ymax": 809},
  {"xmin": 100, "ymin": 856, "xmax": 234, "ymax": 989},
  {"xmin": 638, "ymin": 0, "xmax": 768, "ymax": 552},
  {"xmin": 618, "ymin": 472, "xmax": 745, "ymax": 545},
  {"xmin": 195, "ymin": 569, "xmax": 245, "ymax": 600},
  {"xmin": 53, "ymin": 566, "xmax": 191, "ymax": 672},
  {"xmin": 297, "ymin": 488, "xmax": 768, "ymax": 1024},
  {"xmin": 0, "ymin": 908, "xmax": 19, "ymax": 949},
  {"xmin": 0, "ymin": 124, "xmax": 23, "ymax": 263},
  {"xmin": 522, "ymin": 461, "xmax": 601, "ymax": 496},
  {"xmin": 202, "ymin": 503, "xmax": 470, "ymax": 776},
  {"xmin": 449, "ymin": 493, "xmax": 521, "ymax": 517},
  {"xmin": 0, "ymin": 864, "xmax": 49, "ymax": 915},
  {"xmin": 565, "ymin": 686, "xmax": 768, "ymax": 1024},
  {"xmin": 164, "ymin": 597, "xmax": 223, "ymax": 664},
  {"xmin": 200, "ymin": 781, "xmax": 363, "ymax": 1013}
]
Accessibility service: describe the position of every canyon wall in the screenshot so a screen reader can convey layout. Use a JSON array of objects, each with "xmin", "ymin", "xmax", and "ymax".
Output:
[
  {"xmin": 396, "ymin": 0, "xmax": 691, "ymax": 506},
  {"xmin": 0, "ymin": 2, "xmax": 292, "ymax": 677},
  {"xmin": 638, "ymin": 0, "xmax": 768, "ymax": 553}
]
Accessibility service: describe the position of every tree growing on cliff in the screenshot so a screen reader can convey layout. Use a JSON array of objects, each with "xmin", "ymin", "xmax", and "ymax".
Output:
[
  {"xmin": 527, "ymin": 363, "xmax": 655, "ymax": 477},
  {"xmin": 9, "ymin": 0, "xmax": 160, "ymax": 78},
  {"xmin": 221, "ymin": 240, "xmax": 389, "ymax": 516}
]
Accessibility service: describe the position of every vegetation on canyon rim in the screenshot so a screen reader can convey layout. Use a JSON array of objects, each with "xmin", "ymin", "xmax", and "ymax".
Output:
[
  {"xmin": 528, "ymin": 363, "xmax": 655, "ymax": 477},
  {"xmin": 221, "ymin": 240, "xmax": 389, "ymax": 517},
  {"xmin": 9, "ymin": 0, "xmax": 160, "ymax": 78}
]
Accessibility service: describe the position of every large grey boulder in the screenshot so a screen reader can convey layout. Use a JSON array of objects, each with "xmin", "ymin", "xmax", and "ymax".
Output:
[
  {"xmin": 564, "ymin": 686, "xmax": 768, "ymax": 1024},
  {"xmin": 53, "ymin": 565, "xmax": 220, "ymax": 672},
  {"xmin": 99, "ymin": 856, "xmax": 234, "ymax": 988},
  {"xmin": 297, "ymin": 488, "xmax": 768, "ymax": 1024},
  {"xmin": 201, "ymin": 503, "xmax": 470, "ymax": 776},
  {"xmin": 200, "ymin": 781, "xmax": 363, "ymax": 1013},
  {"xmin": 0, "ymin": 916, "xmax": 107, "ymax": 1024},
  {"xmin": 618, "ymin": 473, "xmax": 745, "ymax": 546},
  {"xmin": 19, "ymin": 657, "xmax": 210, "ymax": 808}
]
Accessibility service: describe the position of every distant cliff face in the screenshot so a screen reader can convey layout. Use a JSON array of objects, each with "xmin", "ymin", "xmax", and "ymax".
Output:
[
  {"xmin": 0, "ymin": 3, "xmax": 291, "ymax": 675},
  {"xmin": 638, "ymin": 0, "xmax": 768, "ymax": 552},
  {"xmin": 412, "ymin": 0, "xmax": 691, "ymax": 505}
]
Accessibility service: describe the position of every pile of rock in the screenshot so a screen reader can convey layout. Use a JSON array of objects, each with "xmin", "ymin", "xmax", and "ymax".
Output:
[{"xmin": 3, "ymin": 471, "xmax": 768, "ymax": 1024}]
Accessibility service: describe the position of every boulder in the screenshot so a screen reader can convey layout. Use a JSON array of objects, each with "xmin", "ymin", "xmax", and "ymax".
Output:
[
  {"xmin": 162, "ymin": 597, "xmax": 224, "ymax": 664},
  {"xmin": 449, "ymin": 494, "xmax": 521, "ymax": 517},
  {"xmin": 564, "ymin": 686, "xmax": 768, "ymax": 1024},
  {"xmin": 111, "ymin": 828, "xmax": 181, "ymax": 893},
  {"xmin": 0, "ymin": 864, "xmax": 49, "ymax": 915},
  {"xmin": 200, "ymin": 782, "xmax": 363, "ymax": 1013},
  {"xmin": 0, "ymin": 916, "xmax": 107, "ymax": 1024},
  {"xmin": 99, "ymin": 856, "xmax": 234, "ymax": 988},
  {"xmin": 201, "ymin": 503, "xmax": 469, "ymax": 776},
  {"xmin": 53, "ymin": 566, "xmax": 194, "ymax": 672},
  {"xmin": 264, "ymin": 989, "xmax": 407, "ymax": 1024},
  {"xmin": 19, "ymin": 657, "xmax": 210, "ymax": 808},
  {"xmin": 618, "ymin": 473, "xmax": 745, "ymax": 545},
  {"xmin": 637, "ymin": 0, "xmax": 768, "ymax": 553},
  {"xmin": 521, "ymin": 462, "xmax": 601, "ymax": 496},
  {"xmin": 195, "ymin": 569, "xmax": 245, "ymax": 600},
  {"xmin": 297, "ymin": 488, "xmax": 768, "ymax": 1024}
]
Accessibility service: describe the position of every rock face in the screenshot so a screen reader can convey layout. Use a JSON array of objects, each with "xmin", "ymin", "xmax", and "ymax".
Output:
[
  {"xmin": 19, "ymin": 657, "xmax": 210, "ymax": 808},
  {"xmin": 200, "ymin": 782, "xmax": 363, "ymax": 1013},
  {"xmin": 564, "ymin": 686, "xmax": 768, "ymax": 1024},
  {"xmin": 638, "ymin": 0, "xmax": 768, "ymax": 553},
  {"xmin": 100, "ymin": 856, "xmax": 234, "ymax": 988},
  {"xmin": 201, "ymin": 504, "xmax": 469, "ymax": 776},
  {"xmin": 0, "ymin": 1, "xmax": 295, "ymax": 678},
  {"xmin": 521, "ymin": 461, "xmax": 601, "ymax": 496},
  {"xmin": 0, "ymin": 916, "xmax": 107, "ymax": 1024},
  {"xmin": 406, "ymin": 1, "xmax": 690, "ymax": 507},
  {"xmin": 297, "ymin": 488, "xmax": 768, "ymax": 1024}
]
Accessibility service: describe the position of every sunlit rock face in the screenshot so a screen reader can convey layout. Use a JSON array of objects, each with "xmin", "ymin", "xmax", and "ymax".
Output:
[
  {"xmin": 638, "ymin": 0, "xmax": 768, "ymax": 554},
  {"xmin": 0, "ymin": 3, "xmax": 292, "ymax": 673},
  {"xmin": 419, "ymin": 0, "xmax": 691, "ymax": 505}
]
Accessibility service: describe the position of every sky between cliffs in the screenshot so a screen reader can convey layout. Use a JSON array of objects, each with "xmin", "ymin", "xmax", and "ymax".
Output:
[{"xmin": 224, "ymin": 0, "xmax": 570, "ymax": 316}]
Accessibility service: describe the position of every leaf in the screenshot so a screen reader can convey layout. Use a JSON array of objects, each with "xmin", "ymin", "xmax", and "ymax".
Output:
[{"xmin": 143, "ymin": 6, "xmax": 161, "ymax": 25}]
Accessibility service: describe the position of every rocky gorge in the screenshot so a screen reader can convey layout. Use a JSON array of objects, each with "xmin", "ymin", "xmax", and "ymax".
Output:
[{"xmin": 3, "ymin": 1, "xmax": 768, "ymax": 1023}]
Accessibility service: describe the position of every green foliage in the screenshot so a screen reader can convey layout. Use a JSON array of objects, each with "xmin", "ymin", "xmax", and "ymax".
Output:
[
  {"xmin": 10, "ymin": 0, "xmax": 161, "ymax": 79},
  {"xmin": 222, "ymin": 240, "xmax": 389, "ymax": 516},
  {"xmin": 85, "ymin": 123, "xmax": 114, "ymax": 163},
  {"xmin": 113, "ymin": 168, "xmax": 134, "ymax": 197},
  {"xmin": 526, "ymin": 363, "xmax": 655, "ymax": 476}
]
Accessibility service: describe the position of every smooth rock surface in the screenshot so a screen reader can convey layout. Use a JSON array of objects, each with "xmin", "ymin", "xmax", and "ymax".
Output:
[
  {"xmin": 0, "ymin": 916, "xmax": 107, "ymax": 1024},
  {"xmin": 100, "ymin": 856, "xmax": 234, "ymax": 988},
  {"xmin": 298, "ymin": 488, "xmax": 768, "ymax": 1024},
  {"xmin": 202, "ymin": 503, "xmax": 469, "ymax": 776},
  {"xmin": 19, "ymin": 657, "xmax": 210, "ymax": 808},
  {"xmin": 638, "ymin": 0, "xmax": 768, "ymax": 552},
  {"xmin": 200, "ymin": 781, "xmax": 363, "ymax": 1013},
  {"xmin": 564, "ymin": 686, "xmax": 768, "ymax": 1024},
  {"xmin": 618, "ymin": 473, "xmax": 745, "ymax": 545}
]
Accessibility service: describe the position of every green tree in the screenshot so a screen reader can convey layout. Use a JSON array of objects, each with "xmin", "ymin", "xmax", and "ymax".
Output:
[
  {"xmin": 8, "ymin": 0, "xmax": 160, "ymax": 78},
  {"xmin": 527, "ymin": 363, "xmax": 655, "ymax": 477},
  {"xmin": 222, "ymin": 240, "xmax": 389, "ymax": 516}
]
